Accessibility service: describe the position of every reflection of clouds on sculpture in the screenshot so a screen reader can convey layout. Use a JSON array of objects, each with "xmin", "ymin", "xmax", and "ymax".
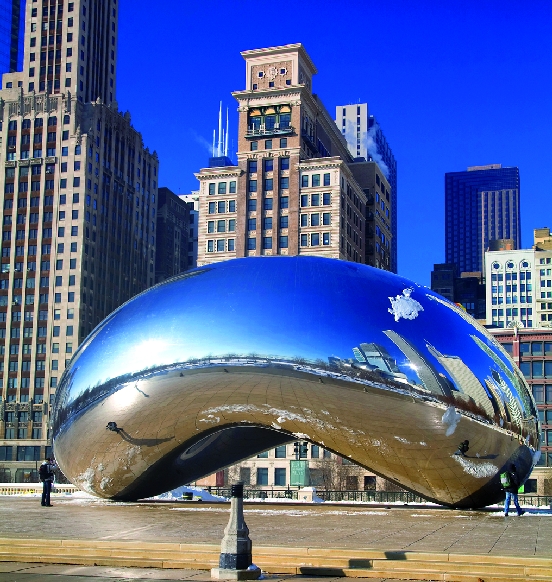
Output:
[
  {"xmin": 442, "ymin": 406, "xmax": 462, "ymax": 436},
  {"xmin": 388, "ymin": 288, "xmax": 424, "ymax": 322},
  {"xmin": 52, "ymin": 257, "xmax": 540, "ymax": 507}
]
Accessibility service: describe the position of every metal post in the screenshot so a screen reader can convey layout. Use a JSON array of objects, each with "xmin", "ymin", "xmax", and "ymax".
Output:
[{"xmin": 211, "ymin": 482, "xmax": 261, "ymax": 580}]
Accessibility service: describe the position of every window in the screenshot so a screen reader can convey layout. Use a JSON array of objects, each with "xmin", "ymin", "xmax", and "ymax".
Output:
[
  {"xmin": 280, "ymin": 157, "xmax": 290, "ymax": 171},
  {"xmin": 323, "ymin": 232, "xmax": 330, "ymax": 246},
  {"xmin": 323, "ymin": 193, "xmax": 331, "ymax": 205},
  {"xmin": 228, "ymin": 200, "xmax": 236, "ymax": 212},
  {"xmin": 257, "ymin": 451, "xmax": 268, "ymax": 459},
  {"xmin": 248, "ymin": 180, "xmax": 257, "ymax": 192},
  {"xmin": 279, "ymin": 138, "xmax": 288, "ymax": 149},
  {"xmin": 247, "ymin": 160, "xmax": 257, "ymax": 173},
  {"xmin": 311, "ymin": 213, "xmax": 320, "ymax": 227},
  {"xmin": 275, "ymin": 445, "xmax": 287, "ymax": 458},
  {"xmin": 248, "ymin": 238, "xmax": 256, "ymax": 250},
  {"xmin": 208, "ymin": 202, "xmax": 215, "ymax": 214},
  {"xmin": 264, "ymin": 159, "xmax": 273, "ymax": 172},
  {"xmin": 274, "ymin": 468, "xmax": 286, "ymax": 486},
  {"xmin": 265, "ymin": 140, "xmax": 272, "ymax": 149},
  {"xmin": 263, "ymin": 217, "xmax": 272, "ymax": 230},
  {"xmin": 312, "ymin": 174, "xmax": 320, "ymax": 187},
  {"xmin": 264, "ymin": 198, "xmax": 273, "ymax": 210},
  {"xmin": 248, "ymin": 199, "xmax": 257, "ymax": 212},
  {"xmin": 208, "ymin": 183, "xmax": 215, "ymax": 195},
  {"xmin": 323, "ymin": 212, "xmax": 331, "ymax": 225},
  {"xmin": 300, "ymin": 214, "xmax": 308, "ymax": 227},
  {"xmin": 323, "ymin": 173, "xmax": 330, "ymax": 186},
  {"xmin": 280, "ymin": 177, "xmax": 289, "ymax": 189},
  {"xmin": 248, "ymin": 218, "xmax": 256, "ymax": 231},
  {"xmin": 256, "ymin": 468, "xmax": 268, "ymax": 486},
  {"xmin": 300, "ymin": 234, "xmax": 308, "ymax": 247},
  {"xmin": 218, "ymin": 182, "xmax": 226, "ymax": 195},
  {"xmin": 264, "ymin": 178, "xmax": 273, "ymax": 191},
  {"xmin": 279, "ymin": 235, "xmax": 288, "ymax": 248},
  {"xmin": 250, "ymin": 141, "xmax": 258, "ymax": 151},
  {"xmin": 280, "ymin": 215, "xmax": 288, "ymax": 229},
  {"xmin": 217, "ymin": 201, "xmax": 225, "ymax": 213},
  {"xmin": 280, "ymin": 196, "xmax": 289, "ymax": 209},
  {"xmin": 302, "ymin": 175, "xmax": 309, "ymax": 188},
  {"xmin": 311, "ymin": 193, "xmax": 320, "ymax": 206},
  {"xmin": 301, "ymin": 195, "xmax": 308, "ymax": 208}
]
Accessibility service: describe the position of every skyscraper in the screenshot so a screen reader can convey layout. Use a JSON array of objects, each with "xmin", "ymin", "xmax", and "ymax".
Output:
[
  {"xmin": 0, "ymin": 0, "xmax": 24, "ymax": 74},
  {"xmin": 195, "ymin": 44, "xmax": 393, "ymax": 271},
  {"xmin": 336, "ymin": 105, "xmax": 398, "ymax": 273},
  {"xmin": 445, "ymin": 164, "xmax": 520, "ymax": 273},
  {"xmin": 0, "ymin": 0, "xmax": 158, "ymax": 482}
]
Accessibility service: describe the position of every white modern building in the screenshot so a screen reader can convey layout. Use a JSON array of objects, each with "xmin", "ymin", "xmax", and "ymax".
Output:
[{"xmin": 485, "ymin": 245, "xmax": 552, "ymax": 329}]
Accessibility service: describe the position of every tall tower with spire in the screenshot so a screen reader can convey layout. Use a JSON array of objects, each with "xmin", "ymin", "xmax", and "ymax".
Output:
[{"xmin": 0, "ymin": 0, "xmax": 159, "ymax": 482}]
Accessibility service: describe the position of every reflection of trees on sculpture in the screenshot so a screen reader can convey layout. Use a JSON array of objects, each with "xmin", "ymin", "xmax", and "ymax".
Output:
[{"xmin": 310, "ymin": 455, "xmax": 368, "ymax": 491}]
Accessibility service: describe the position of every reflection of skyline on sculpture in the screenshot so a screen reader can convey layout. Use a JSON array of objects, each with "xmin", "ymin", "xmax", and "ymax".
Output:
[{"xmin": 52, "ymin": 257, "xmax": 540, "ymax": 506}]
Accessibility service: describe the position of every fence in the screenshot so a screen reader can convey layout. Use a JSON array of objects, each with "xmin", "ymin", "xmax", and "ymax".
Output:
[{"xmin": 0, "ymin": 483, "xmax": 78, "ymax": 495}]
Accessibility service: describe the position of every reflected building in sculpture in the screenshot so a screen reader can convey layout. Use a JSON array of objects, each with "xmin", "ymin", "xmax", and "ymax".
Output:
[{"xmin": 52, "ymin": 257, "xmax": 540, "ymax": 508}]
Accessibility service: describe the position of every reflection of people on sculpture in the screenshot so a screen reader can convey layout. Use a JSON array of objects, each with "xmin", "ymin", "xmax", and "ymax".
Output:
[
  {"xmin": 106, "ymin": 421, "xmax": 121, "ymax": 433},
  {"xmin": 39, "ymin": 457, "xmax": 56, "ymax": 507},
  {"xmin": 454, "ymin": 440, "xmax": 469, "ymax": 457},
  {"xmin": 501, "ymin": 463, "xmax": 525, "ymax": 517}
]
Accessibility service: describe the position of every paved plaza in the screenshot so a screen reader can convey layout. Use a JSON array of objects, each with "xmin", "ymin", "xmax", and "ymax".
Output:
[{"xmin": 0, "ymin": 496, "xmax": 550, "ymax": 581}]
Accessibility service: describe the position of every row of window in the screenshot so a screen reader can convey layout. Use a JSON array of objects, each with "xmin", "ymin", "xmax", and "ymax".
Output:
[
  {"xmin": 248, "ymin": 177, "xmax": 289, "ymax": 192},
  {"xmin": 491, "ymin": 285, "xmax": 533, "ymax": 293},
  {"xmin": 208, "ymin": 181, "xmax": 236, "ymax": 195},
  {"xmin": 3, "ymin": 428, "xmax": 43, "ymax": 440},
  {"xmin": 250, "ymin": 138, "xmax": 288, "ymax": 151},
  {"xmin": 247, "ymin": 198, "xmax": 286, "ymax": 211},
  {"xmin": 206, "ymin": 239, "xmax": 235, "ymax": 253},
  {"xmin": 520, "ymin": 362, "xmax": 552, "ymax": 379},
  {"xmin": 207, "ymin": 220, "xmax": 235, "ymax": 234},
  {"xmin": 208, "ymin": 200, "xmax": 236, "ymax": 214},
  {"xmin": 491, "ymin": 260, "xmax": 531, "ymax": 270},
  {"xmin": 247, "ymin": 158, "xmax": 290, "ymax": 173},
  {"xmin": 491, "ymin": 296, "xmax": 533, "ymax": 305},
  {"xmin": 4, "ymin": 192, "xmax": 81, "ymax": 210},
  {"xmin": 301, "ymin": 173, "xmax": 331, "ymax": 188},
  {"xmin": 1, "ymin": 359, "xmax": 63, "ymax": 372},
  {"xmin": 492, "ymin": 320, "xmax": 533, "ymax": 328},
  {"xmin": 0, "ymin": 292, "xmax": 75, "ymax": 306},
  {"xmin": 257, "ymin": 445, "xmax": 330, "ymax": 459},
  {"xmin": 0, "ymin": 341, "xmax": 68, "ymax": 356},
  {"xmin": 0, "ymin": 325, "xmax": 74, "ymax": 338},
  {"xmin": 491, "ymin": 308, "xmax": 533, "ymax": 318}
]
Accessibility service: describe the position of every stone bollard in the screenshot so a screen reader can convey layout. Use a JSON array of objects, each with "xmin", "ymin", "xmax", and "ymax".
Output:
[{"xmin": 211, "ymin": 482, "xmax": 261, "ymax": 580}]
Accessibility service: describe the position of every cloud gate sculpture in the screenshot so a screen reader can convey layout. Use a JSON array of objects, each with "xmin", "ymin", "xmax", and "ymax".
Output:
[{"xmin": 52, "ymin": 257, "xmax": 540, "ymax": 508}]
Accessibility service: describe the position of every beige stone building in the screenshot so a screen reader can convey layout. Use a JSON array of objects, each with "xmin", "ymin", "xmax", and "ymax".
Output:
[
  {"xmin": 0, "ymin": 0, "xmax": 158, "ymax": 481},
  {"xmin": 196, "ymin": 44, "xmax": 392, "ymax": 270}
]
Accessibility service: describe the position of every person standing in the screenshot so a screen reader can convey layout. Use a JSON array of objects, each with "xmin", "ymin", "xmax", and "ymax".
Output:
[
  {"xmin": 502, "ymin": 463, "xmax": 525, "ymax": 517},
  {"xmin": 39, "ymin": 457, "xmax": 55, "ymax": 507}
]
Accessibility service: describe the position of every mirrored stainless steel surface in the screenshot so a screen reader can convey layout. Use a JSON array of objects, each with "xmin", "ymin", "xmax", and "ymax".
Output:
[{"xmin": 52, "ymin": 257, "xmax": 540, "ymax": 507}]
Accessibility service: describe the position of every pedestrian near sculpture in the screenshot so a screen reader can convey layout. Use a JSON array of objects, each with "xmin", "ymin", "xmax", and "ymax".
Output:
[
  {"xmin": 500, "ymin": 463, "xmax": 525, "ymax": 517},
  {"xmin": 39, "ymin": 457, "xmax": 56, "ymax": 507},
  {"xmin": 454, "ymin": 440, "xmax": 470, "ymax": 457}
]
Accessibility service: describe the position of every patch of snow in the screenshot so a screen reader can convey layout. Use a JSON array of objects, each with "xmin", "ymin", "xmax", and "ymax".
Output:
[
  {"xmin": 442, "ymin": 406, "xmax": 462, "ymax": 436},
  {"xmin": 388, "ymin": 288, "xmax": 424, "ymax": 322},
  {"xmin": 154, "ymin": 485, "xmax": 227, "ymax": 502},
  {"xmin": 394, "ymin": 436, "xmax": 410, "ymax": 444},
  {"xmin": 452, "ymin": 454, "xmax": 498, "ymax": 478}
]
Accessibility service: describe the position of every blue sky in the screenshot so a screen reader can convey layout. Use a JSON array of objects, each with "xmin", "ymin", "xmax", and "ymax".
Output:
[{"xmin": 115, "ymin": 0, "xmax": 552, "ymax": 286}]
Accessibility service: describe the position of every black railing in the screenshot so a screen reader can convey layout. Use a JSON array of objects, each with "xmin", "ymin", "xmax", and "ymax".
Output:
[
  {"xmin": 245, "ymin": 125, "xmax": 294, "ymax": 138},
  {"xmin": 204, "ymin": 489, "xmax": 552, "ymax": 507}
]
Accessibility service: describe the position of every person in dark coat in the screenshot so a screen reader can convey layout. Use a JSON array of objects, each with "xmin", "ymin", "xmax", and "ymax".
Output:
[
  {"xmin": 39, "ymin": 457, "xmax": 56, "ymax": 507},
  {"xmin": 454, "ymin": 440, "xmax": 469, "ymax": 457},
  {"xmin": 503, "ymin": 463, "xmax": 525, "ymax": 517}
]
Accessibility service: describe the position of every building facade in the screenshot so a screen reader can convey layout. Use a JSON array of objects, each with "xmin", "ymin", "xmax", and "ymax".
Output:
[
  {"xmin": 431, "ymin": 263, "xmax": 486, "ymax": 320},
  {"xmin": 489, "ymin": 328, "xmax": 552, "ymax": 492},
  {"xmin": 195, "ymin": 44, "xmax": 392, "ymax": 272},
  {"xmin": 485, "ymin": 243, "xmax": 552, "ymax": 330},
  {"xmin": 0, "ymin": 0, "xmax": 158, "ymax": 482},
  {"xmin": 0, "ymin": 0, "xmax": 24, "ymax": 74},
  {"xmin": 155, "ymin": 187, "xmax": 189, "ymax": 283},
  {"xmin": 336, "ymin": 104, "xmax": 397, "ymax": 273},
  {"xmin": 179, "ymin": 192, "xmax": 198, "ymax": 269},
  {"xmin": 445, "ymin": 164, "xmax": 520, "ymax": 273}
]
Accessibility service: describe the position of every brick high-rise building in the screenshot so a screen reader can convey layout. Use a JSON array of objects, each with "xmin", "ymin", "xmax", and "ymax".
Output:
[
  {"xmin": 195, "ymin": 44, "xmax": 392, "ymax": 271},
  {"xmin": 0, "ymin": 0, "xmax": 158, "ymax": 482}
]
